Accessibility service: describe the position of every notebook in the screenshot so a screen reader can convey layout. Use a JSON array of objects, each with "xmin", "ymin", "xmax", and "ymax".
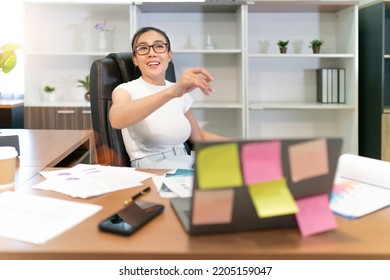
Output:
[{"xmin": 170, "ymin": 138, "xmax": 343, "ymax": 235}]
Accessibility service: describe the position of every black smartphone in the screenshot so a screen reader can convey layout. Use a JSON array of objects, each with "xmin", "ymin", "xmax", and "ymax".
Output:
[{"xmin": 98, "ymin": 200, "xmax": 164, "ymax": 236}]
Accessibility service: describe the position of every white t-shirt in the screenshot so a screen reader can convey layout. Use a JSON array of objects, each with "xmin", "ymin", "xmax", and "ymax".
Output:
[{"xmin": 116, "ymin": 77, "xmax": 193, "ymax": 161}]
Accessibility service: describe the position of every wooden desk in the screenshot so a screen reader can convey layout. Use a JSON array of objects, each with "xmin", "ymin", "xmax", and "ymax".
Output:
[
  {"xmin": 0, "ymin": 129, "xmax": 95, "ymax": 169},
  {"xmin": 2, "ymin": 169, "xmax": 390, "ymax": 260},
  {"xmin": 0, "ymin": 99, "xmax": 24, "ymax": 128}
]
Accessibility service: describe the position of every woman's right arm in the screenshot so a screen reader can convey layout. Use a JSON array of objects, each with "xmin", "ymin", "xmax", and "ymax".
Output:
[
  {"xmin": 109, "ymin": 87, "xmax": 173, "ymax": 129},
  {"xmin": 109, "ymin": 67, "xmax": 215, "ymax": 129}
]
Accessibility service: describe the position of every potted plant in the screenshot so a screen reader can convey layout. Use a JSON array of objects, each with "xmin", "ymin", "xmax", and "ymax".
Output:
[
  {"xmin": 277, "ymin": 40, "xmax": 289, "ymax": 54},
  {"xmin": 43, "ymin": 85, "xmax": 56, "ymax": 101},
  {"xmin": 309, "ymin": 39, "xmax": 324, "ymax": 54},
  {"xmin": 77, "ymin": 75, "xmax": 90, "ymax": 101}
]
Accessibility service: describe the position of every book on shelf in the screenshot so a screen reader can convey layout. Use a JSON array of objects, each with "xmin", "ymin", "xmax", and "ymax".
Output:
[
  {"xmin": 327, "ymin": 68, "xmax": 332, "ymax": 103},
  {"xmin": 316, "ymin": 68, "xmax": 328, "ymax": 103},
  {"xmin": 338, "ymin": 68, "xmax": 346, "ymax": 103},
  {"xmin": 332, "ymin": 69, "xmax": 338, "ymax": 104},
  {"xmin": 316, "ymin": 68, "xmax": 346, "ymax": 104}
]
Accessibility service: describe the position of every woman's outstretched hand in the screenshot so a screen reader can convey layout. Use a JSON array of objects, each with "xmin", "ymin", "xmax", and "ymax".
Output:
[{"xmin": 170, "ymin": 67, "xmax": 214, "ymax": 97}]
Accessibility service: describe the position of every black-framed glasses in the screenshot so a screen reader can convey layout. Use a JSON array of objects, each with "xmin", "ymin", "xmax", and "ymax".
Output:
[{"xmin": 134, "ymin": 42, "xmax": 168, "ymax": 56}]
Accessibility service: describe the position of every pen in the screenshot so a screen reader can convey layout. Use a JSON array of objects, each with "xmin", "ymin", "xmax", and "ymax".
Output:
[{"xmin": 123, "ymin": 186, "xmax": 151, "ymax": 205}]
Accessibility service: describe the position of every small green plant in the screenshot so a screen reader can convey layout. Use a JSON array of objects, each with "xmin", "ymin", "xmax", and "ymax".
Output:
[
  {"xmin": 43, "ymin": 85, "xmax": 55, "ymax": 94},
  {"xmin": 277, "ymin": 40, "xmax": 289, "ymax": 48},
  {"xmin": 77, "ymin": 75, "xmax": 90, "ymax": 91},
  {"xmin": 309, "ymin": 39, "xmax": 324, "ymax": 48}
]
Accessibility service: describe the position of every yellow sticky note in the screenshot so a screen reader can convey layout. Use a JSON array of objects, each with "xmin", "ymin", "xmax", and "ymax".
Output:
[
  {"xmin": 196, "ymin": 143, "xmax": 243, "ymax": 189},
  {"xmin": 248, "ymin": 178, "xmax": 298, "ymax": 218},
  {"xmin": 288, "ymin": 138, "xmax": 329, "ymax": 183},
  {"xmin": 192, "ymin": 189, "xmax": 234, "ymax": 225}
]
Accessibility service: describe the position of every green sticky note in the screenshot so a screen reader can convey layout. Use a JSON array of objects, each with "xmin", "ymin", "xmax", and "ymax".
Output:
[
  {"xmin": 248, "ymin": 178, "xmax": 298, "ymax": 218},
  {"xmin": 196, "ymin": 143, "xmax": 242, "ymax": 189}
]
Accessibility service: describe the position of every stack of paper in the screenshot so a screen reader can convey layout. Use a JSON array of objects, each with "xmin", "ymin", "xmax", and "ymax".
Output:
[
  {"xmin": 0, "ymin": 191, "xmax": 101, "ymax": 244},
  {"xmin": 34, "ymin": 164, "xmax": 154, "ymax": 198},
  {"xmin": 153, "ymin": 169, "xmax": 193, "ymax": 198}
]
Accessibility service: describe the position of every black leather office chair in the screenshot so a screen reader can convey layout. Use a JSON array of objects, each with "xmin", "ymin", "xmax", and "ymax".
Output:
[{"xmin": 89, "ymin": 52, "xmax": 176, "ymax": 166}]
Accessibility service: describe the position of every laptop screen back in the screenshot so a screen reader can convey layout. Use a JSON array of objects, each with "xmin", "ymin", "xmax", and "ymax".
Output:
[{"xmin": 185, "ymin": 138, "xmax": 342, "ymax": 234}]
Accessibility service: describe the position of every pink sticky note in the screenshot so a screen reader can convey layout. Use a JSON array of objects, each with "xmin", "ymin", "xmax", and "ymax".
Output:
[
  {"xmin": 288, "ymin": 138, "xmax": 329, "ymax": 183},
  {"xmin": 192, "ymin": 189, "xmax": 234, "ymax": 225},
  {"xmin": 241, "ymin": 141, "xmax": 283, "ymax": 185},
  {"xmin": 295, "ymin": 194, "xmax": 337, "ymax": 237}
]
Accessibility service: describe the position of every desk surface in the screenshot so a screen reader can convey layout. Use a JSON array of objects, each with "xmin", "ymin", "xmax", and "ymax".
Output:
[
  {"xmin": 0, "ymin": 99, "xmax": 24, "ymax": 108},
  {"xmin": 0, "ymin": 129, "xmax": 94, "ymax": 168},
  {"xmin": 2, "ymin": 169, "xmax": 390, "ymax": 260},
  {"xmin": 2, "ymin": 130, "xmax": 389, "ymax": 260}
]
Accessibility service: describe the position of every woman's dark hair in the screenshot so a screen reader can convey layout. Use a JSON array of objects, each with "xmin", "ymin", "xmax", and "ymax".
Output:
[{"xmin": 131, "ymin": 26, "xmax": 171, "ymax": 56}]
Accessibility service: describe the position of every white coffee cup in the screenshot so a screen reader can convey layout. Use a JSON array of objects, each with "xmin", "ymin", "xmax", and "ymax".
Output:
[{"xmin": 0, "ymin": 146, "xmax": 18, "ymax": 192}]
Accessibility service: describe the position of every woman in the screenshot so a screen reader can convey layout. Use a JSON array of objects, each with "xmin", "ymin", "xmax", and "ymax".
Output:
[{"xmin": 109, "ymin": 26, "xmax": 227, "ymax": 169}]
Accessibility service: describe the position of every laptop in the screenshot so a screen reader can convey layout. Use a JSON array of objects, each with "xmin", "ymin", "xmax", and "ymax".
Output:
[{"xmin": 170, "ymin": 138, "xmax": 343, "ymax": 235}]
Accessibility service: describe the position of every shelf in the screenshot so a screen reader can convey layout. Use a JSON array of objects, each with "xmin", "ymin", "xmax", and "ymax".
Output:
[
  {"xmin": 135, "ymin": 2, "xmax": 243, "ymax": 13},
  {"xmin": 248, "ymin": 53, "xmax": 355, "ymax": 58},
  {"xmin": 25, "ymin": 52, "xmax": 112, "ymax": 57},
  {"xmin": 248, "ymin": 1, "xmax": 358, "ymax": 13},
  {"xmin": 249, "ymin": 102, "xmax": 355, "ymax": 110},
  {"xmin": 175, "ymin": 49, "xmax": 242, "ymax": 54},
  {"xmin": 384, "ymin": 107, "xmax": 390, "ymax": 114},
  {"xmin": 26, "ymin": 101, "xmax": 91, "ymax": 107},
  {"xmin": 27, "ymin": 49, "xmax": 243, "ymax": 56},
  {"xmin": 192, "ymin": 102, "xmax": 243, "ymax": 109}
]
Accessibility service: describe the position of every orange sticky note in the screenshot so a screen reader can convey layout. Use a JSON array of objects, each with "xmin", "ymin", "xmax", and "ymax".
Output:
[
  {"xmin": 295, "ymin": 194, "xmax": 337, "ymax": 237},
  {"xmin": 192, "ymin": 189, "xmax": 234, "ymax": 225},
  {"xmin": 248, "ymin": 178, "xmax": 298, "ymax": 218},
  {"xmin": 288, "ymin": 138, "xmax": 329, "ymax": 183},
  {"xmin": 241, "ymin": 141, "xmax": 283, "ymax": 185},
  {"xmin": 196, "ymin": 143, "xmax": 242, "ymax": 189}
]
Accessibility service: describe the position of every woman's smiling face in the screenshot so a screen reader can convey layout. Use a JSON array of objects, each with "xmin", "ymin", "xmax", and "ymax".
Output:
[{"xmin": 132, "ymin": 30, "xmax": 172, "ymax": 86}]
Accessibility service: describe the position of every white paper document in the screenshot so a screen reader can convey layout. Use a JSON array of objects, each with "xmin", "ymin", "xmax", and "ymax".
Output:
[
  {"xmin": 162, "ymin": 176, "xmax": 193, "ymax": 198},
  {"xmin": 0, "ymin": 191, "xmax": 102, "ymax": 244},
  {"xmin": 330, "ymin": 154, "xmax": 390, "ymax": 219},
  {"xmin": 35, "ymin": 164, "xmax": 154, "ymax": 199},
  {"xmin": 154, "ymin": 169, "xmax": 193, "ymax": 198}
]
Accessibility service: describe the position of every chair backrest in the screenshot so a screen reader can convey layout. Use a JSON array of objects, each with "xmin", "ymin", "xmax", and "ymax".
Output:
[{"xmin": 90, "ymin": 52, "xmax": 176, "ymax": 166}]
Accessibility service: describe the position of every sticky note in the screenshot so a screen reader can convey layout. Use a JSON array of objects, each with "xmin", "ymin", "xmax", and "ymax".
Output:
[
  {"xmin": 288, "ymin": 138, "xmax": 329, "ymax": 183},
  {"xmin": 295, "ymin": 194, "xmax": 337, "ymax": 237},
  {"xmin": 192, "ymin": 189, "xmax": 234, "ymax": 225},
  {"xmin": 196, "ymin": 143, "xmax": 242, "ymax": 189},
  {"xmin": 241, "ymin": 141, "xmax": 283, "ymax": 185},
  {"xmin": 248, "ymin": 178, "xmax": 298, "ymax": 218}
]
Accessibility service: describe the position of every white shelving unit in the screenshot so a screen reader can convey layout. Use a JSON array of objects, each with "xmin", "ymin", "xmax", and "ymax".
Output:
[
  {"xmin": 246, "ymin": 1, "xmax": 358, "ymax": 154},
  {"xmin": 22, "ymin": 0, "xmax": 359, "ymax": 153},
  {"xmin": 133, "ymin": 2, "xmax": 245, "ymax": 138},
  {"xmin": 23, "ymin": 1, "xmax": 130, "ymax": 106}
]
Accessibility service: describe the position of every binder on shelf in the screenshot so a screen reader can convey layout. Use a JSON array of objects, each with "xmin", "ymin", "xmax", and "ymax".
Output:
[
  {"xmin": 316, "ymin": 68, "xmax": 328, "ymax": 103},
  {"xmin": 327, "ymin": 69, "xmax": 332, "ymax": 103},
  {"xmin": 332, "ymin": 69, "xmax": 338, "ymax": 103},
  {"xmin": 338, "ymin": 68, "xmax": 346, "ymax": 104},
  {"xmin": 316, "ymin": 68, "xmax": 347, "ymax": 104}
]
